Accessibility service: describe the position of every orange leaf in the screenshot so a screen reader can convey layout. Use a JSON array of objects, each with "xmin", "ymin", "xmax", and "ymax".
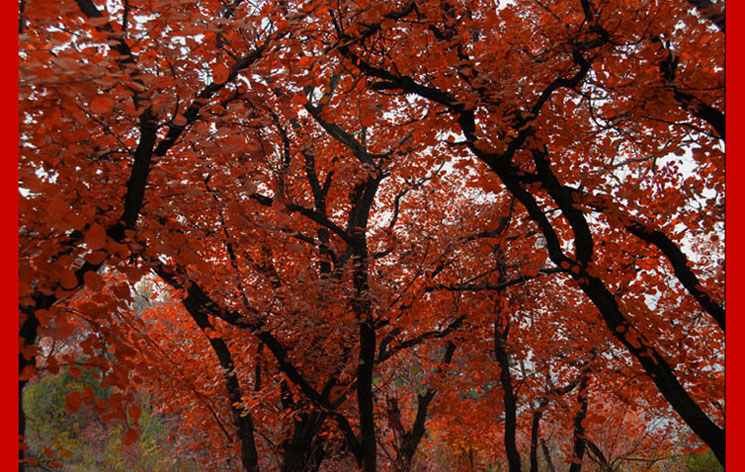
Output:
[
  {"xmin": 291, "ymin": 92, "xmax": 306, "ymax": 106},
  {"xmin": 19, "ymin": 365, "xmax": 37, "ymax": 381},
  {"xmin": 84, "ymin": 224, "xmax": 107, "ymax": 251},
  {"xmin": 89, "ymin": 96, "xmax": 115, "ymax": 114},
  {"xmin": 129, "ymin": 404, "xmax": 142, "ymax": 420},
  {"xmin": 123, "ymin": 428, "xmax": 140, "ymax": 445},
  {"xmin": 361, "ymin": 112, "xmax": 376, "ymax": 127},
  {"xmin": 46, "ymin": 358, "xmax": 59, "ymax": 375},
  {"xmin": 85, "ymin": 251, "xmax": 107, "ymax": 265},
  {"xmin": 212, "ymin": 63, "xmax": 230, "ymax": 83},
  {"xmin": 88, "ymin": 16, "xmax": 109, "ymax": 27},
  {"xmin": 66, "ymin": 391, "xmax": 82, "ymax": 413},
  {"xmin": 83, "ymin": 270, "xmax": 104, "ymax": 292},
  {"xmin": 59, "ymin": 270, "xmax": 78, "ymax": 290}
]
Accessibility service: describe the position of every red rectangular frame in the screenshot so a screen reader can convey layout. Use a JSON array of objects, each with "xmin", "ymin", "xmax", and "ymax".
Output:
[
  {"xmin": 725, "ymin": 0, "xmax": 737, "ymax": 467},
  {"xmin": 4, "ymin": 1, "xmax": 736, "ymax": 470},
  {"xmin": 6, "ymin": 1, "xmax": 19, "ymax": 469}
]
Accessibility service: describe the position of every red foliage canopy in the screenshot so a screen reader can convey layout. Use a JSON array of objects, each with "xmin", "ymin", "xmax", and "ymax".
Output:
[{"xmin": 19, "ymin": 0, "xmax": 723, "ymax": 470}]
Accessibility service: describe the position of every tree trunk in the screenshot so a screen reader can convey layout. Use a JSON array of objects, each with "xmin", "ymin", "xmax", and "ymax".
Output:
[
  {"xmin": 541, "ymin": 438, "xmax": 557, "ymax": 472},
  {"xmin": 494, "ymin": 319, "xmax": 521, "ymax": 472},
  {"xmin": 280, "ymin": 411, "xmax": 327, "ymax": 472},
  {"xmin": 529, "ymin": 399, "xmax": 548, "ymax": 472},
  {"xmin": 488, "ymin": 159, "xmax": 725, "ymax": 465},
  {"xmin": 182, "ymin": 294, "xmax": 260, "ymax": 472},
  {"xmin": 349, "ymin": 176, "xmax": 382, "ymax": 472},
  {"xmin": 568, "ymin": 372, "xmax": 590, "ymax": 472},
  {"xmin": 357, "ymin": 317, "xmax": 377, "ymax": 472}
]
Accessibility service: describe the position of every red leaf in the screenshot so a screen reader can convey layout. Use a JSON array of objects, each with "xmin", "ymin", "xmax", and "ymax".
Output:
[
  {"xmin": 19, "ymin": 365, "xmax": 37, "ymax": 381},
  {"xmin": 66, "ymin": 391, "xmax": 82, "ymax": 413},
  {"xmin": 213, "ymin": 63, "xmax": 230, "ymax": 83},
  {"xmin": 84, "ymin": 270, "xmax": 104, "ymax": 292},
  {"xmin": 123, "ymin": 428, "xmax": 140, "ymax": 445},
  {"xmin": 84, "ymin": 224, "xmax": 107, "ymax": 251},
  {"xmin": 59, "ymin": 270, "xmax": 78, "ymax": 290},
  {"xmin": 89, "ymin": 96, "xmax": 115, "ymax": 114},
  {"xmin": 85, "ymin": 251, "xmax": 107, "ymax": 265}
]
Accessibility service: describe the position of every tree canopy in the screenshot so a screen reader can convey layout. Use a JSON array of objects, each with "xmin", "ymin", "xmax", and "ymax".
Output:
[{"xmin": 18, "ymin": 0, "xmax": 724, "ymax": 470}]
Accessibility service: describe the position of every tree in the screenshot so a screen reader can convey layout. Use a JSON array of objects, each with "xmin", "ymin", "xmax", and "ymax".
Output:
[{"xmin": 19, "ymin": 0, "xmax": 724, "ymax": 470}]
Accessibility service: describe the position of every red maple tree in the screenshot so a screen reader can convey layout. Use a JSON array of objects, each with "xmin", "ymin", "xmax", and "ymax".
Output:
[{"xmin": 19, "ymin": 0, "xmax": 724, "ymax": 470}]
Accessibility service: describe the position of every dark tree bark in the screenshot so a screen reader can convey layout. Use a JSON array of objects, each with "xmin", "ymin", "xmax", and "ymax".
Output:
[
  {"xmin": 685, "ymin": 0, "xmax": 725, "ymax": 32},
  {"xmin": 387, "ymin": 393, "xmax": 435, "ymax": 472},
  {"xmin": 18, "ymin": 106, "xmax": 159, "ymax": 472},
  {"xmin": 389, "ymin": 343, "xmax": 456, "ymax": 472},
  {"xmin": 529, "ymin": 399, "xmax": 548, "ymax": 472},
  {"xmin": 182, "ymin": 293, "xmax": 260, "ymax": 472},
  {"xmin": 280, "ymin": 410, "xmax": 327, "ymax": 472},
  {"xmin": 585, "ymin": 439, "xmax": 611, "ymax": 471},
  {"xmin": 568, "ymin": 371, "xmax": 590, "ymax": 472},
  {"xmin": 357, "ymin": 315, "xmax": 377, "ymax": 472},
  {"xmin": 494, "ymin": 319, "xmax": 521, "ymax": 472},
  {"xmin": 658, "ymin": 48, "xmax": 725, "ymax": 142},
  {"xmin": 335, "ymin": 8, "xmax": 724, "ymax": 463},
  {"xmin": 19, "ymin": 2, "xmax": 271, "ymax": 469},
  {"xmin": 530, "ymin": 377, "xmax": 581, "ymax": 472},
  {"xmin": 541, "ymin": 438, "xmax": 557, "ymax": 472}
]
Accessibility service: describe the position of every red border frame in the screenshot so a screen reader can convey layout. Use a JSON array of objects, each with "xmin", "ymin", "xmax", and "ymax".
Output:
[
  {"xmin": 6, "ymin": 1, "xmax": 19, "ymax": 469},
  {"xmin": 725, "ymin": 1, "xmax": 737, "ymax": 469},
  {"xmin": 6, "ymin": 1, "xmax": 735, "ymax": 470}
]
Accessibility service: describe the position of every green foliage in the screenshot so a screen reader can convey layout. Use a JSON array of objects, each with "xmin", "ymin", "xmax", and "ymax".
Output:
[
  {"xmin": 23, "ymin": 368, "xmax": 202, "ymax": 472},
  {"xmin": 684, "ymin": 450, "xmax": 724, "ymax": 472}
]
